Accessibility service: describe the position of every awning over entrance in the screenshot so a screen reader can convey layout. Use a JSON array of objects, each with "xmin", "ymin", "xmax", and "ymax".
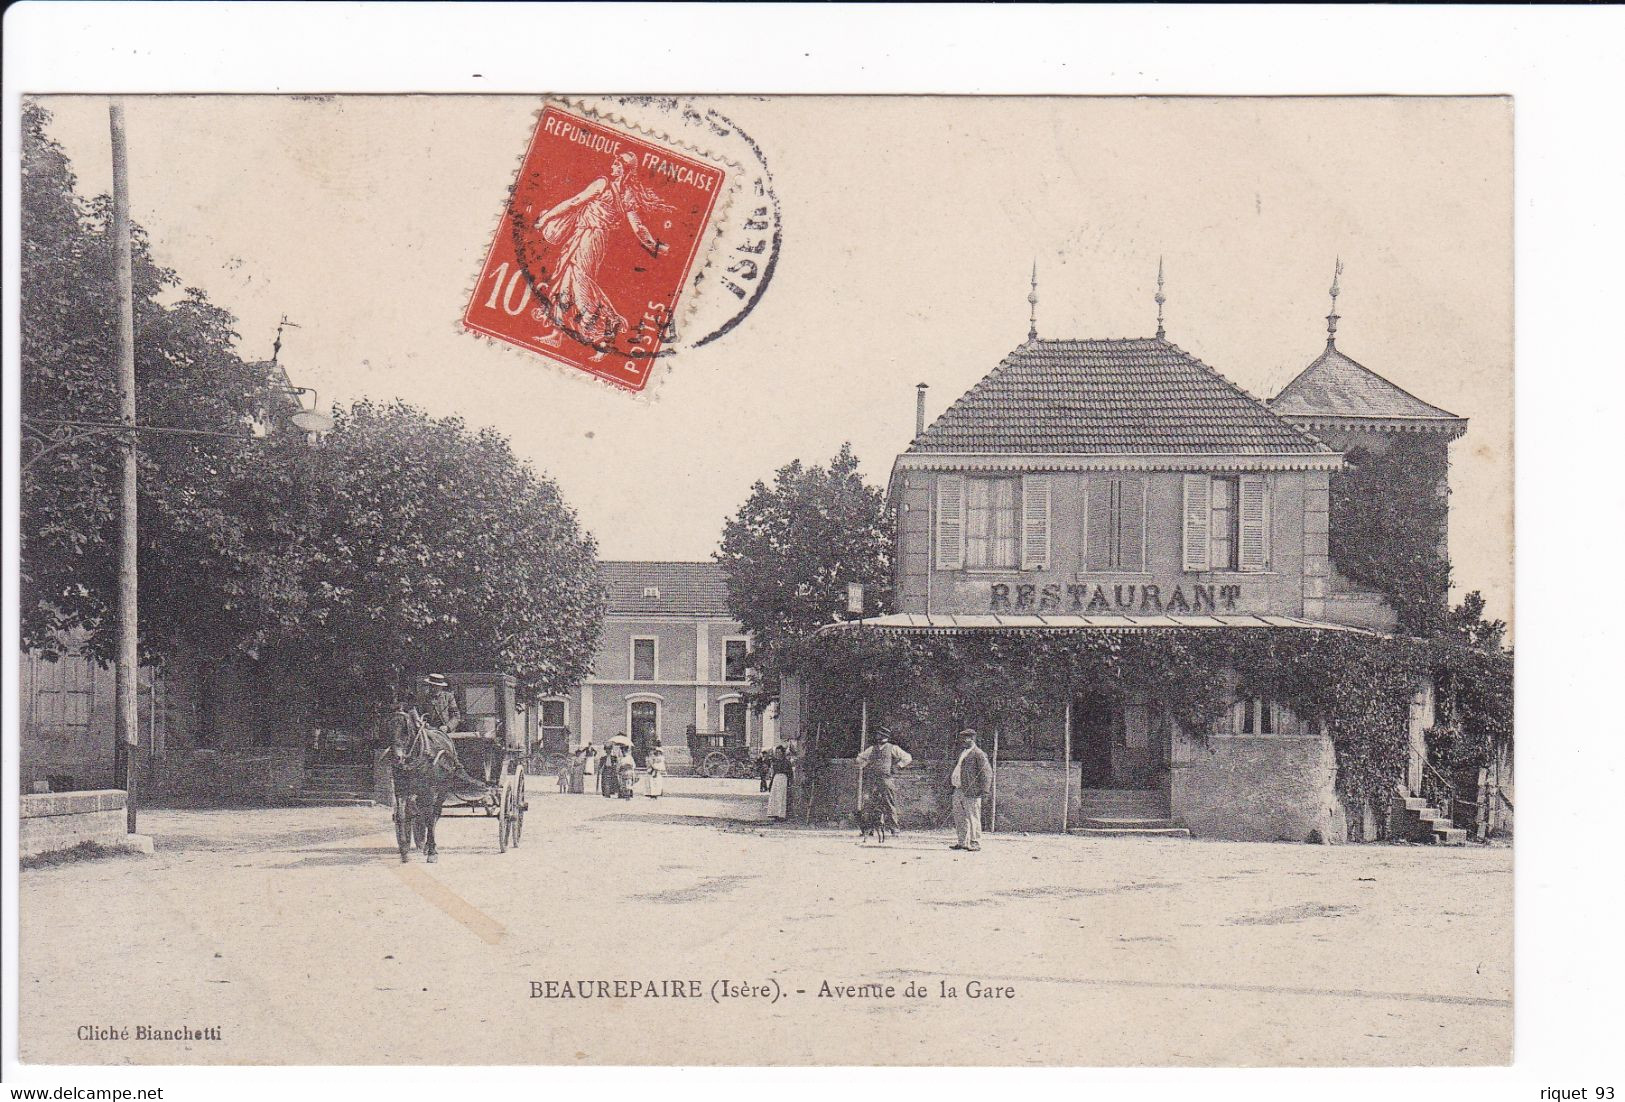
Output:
[{"xmin": 820, "ymin": 613, "xmax": 1380, "ymax": 636}]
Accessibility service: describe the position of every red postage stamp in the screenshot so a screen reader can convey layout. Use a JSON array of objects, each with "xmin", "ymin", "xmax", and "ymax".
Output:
[{"xmin": 463, "ymin": 105, "xmax": 729, "ymax": 393}]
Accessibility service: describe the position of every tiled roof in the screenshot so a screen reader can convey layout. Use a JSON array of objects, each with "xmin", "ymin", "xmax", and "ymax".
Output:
[
  {"xmin": 1270, "ymin": 343, "xmax": 1463, "ymax": 425},
  {"xmin": 907, "ymin": 338, "xmax": 1331, "ymax": 456},
  {"xmin": 600, "ymin": 561, "xmax": 734, "ymax": 618}
]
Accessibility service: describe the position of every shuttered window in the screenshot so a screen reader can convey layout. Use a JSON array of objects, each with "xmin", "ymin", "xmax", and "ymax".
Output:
[
  {"xmin": 1085, "ymin": 479, "xmax": 1112, "ymax": 573},
  {"xmin": 1182, "ymin": 474, "xmax": 1212, "ymax": 572},
  {"xmin": 1238, "ymin": 474, "xmax": 1269, "ymax": 572},
  {"xmin": 1117, "ymin": 478, "xmax": 1145, "ymax": 571},
  {"xmin": 964, "ymin": 478, "xmax": 1018, "ymax": 569},
  {"xmin": 34, "ymin": 654, "xmax": 96, "ymax": 731},
  {"xmin": 1083, "ymin": 478, "xmax": 1145, "ymax": 571},
  {"xmin": 935, "ymin": 475, "xmax": 965, "ymax": 570},
  {"xmin": 1184, "ymin": 474, "xmax": 1268, "ymax": 572},
  {"xmin": 1020, "ymin": 475, "xmax": 1051, "ymax": 570}
]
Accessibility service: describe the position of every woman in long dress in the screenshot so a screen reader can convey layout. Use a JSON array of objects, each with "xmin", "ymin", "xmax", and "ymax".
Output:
[
  {"xmin": 643, "ymin": 744, "xmax": 666, "ymax": 799},
  {"xmin": 534, "ymin": 152, "xmax": 671, "ymax": 352},
  {"xmin": 616, "ymin": 747, "xmax": 637, "ymax": 801},
  {"xmin": 766, "ymin": 747, "xmax": 792, "ymax": 820}
]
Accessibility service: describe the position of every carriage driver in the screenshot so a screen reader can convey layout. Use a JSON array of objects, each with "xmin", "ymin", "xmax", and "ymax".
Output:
[{"xmin": 419, "ymin": 673, "xmax": 462, "ymax": 734}]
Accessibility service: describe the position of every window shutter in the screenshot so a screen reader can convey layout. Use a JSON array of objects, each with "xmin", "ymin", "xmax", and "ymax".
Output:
[
  {"xmin": 1020, "ymin": 475, "xmax": 1051, "ymax": 570},
  {"xmin": 1182, "ymin": 475, "xmax": 1212, "ymax": 572},
  {"xmin": 1118, "ymin": 478, "xmax": 1146, "ymax": 571},
  {"xmin": 1085, "ymin": 479, "xmax": 1114, "ymax": 572},
  {"xmin": 1238, "ymin": 474, "xmax": 1269, "ymax": 572},
  {"xmin": 935, "ymin": 475, "xmax": 965, "ymax": 571}
]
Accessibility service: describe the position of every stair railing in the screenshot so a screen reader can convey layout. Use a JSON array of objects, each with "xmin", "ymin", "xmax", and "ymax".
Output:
[{"xmin": 1419, "ymin": 757, "xmax": 1456, "ymax": 825}]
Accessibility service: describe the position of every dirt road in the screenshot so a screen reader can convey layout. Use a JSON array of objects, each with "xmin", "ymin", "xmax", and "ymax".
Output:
[{"xmin": 17, "ymin": 778, "xmax": 1511, "ymax": 1066}]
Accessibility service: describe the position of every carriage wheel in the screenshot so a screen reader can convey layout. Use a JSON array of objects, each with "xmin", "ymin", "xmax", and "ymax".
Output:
[
  {"xmin": 498, "ymin": 788, "xmax": 512, "ymax": 853},
  {"xmin": 702, "ymin": 751, "xmax": 729, "ymax": 778},
  {"xmin": 512, "ymin": 776, "xmax": 525, "ymax": 849}
]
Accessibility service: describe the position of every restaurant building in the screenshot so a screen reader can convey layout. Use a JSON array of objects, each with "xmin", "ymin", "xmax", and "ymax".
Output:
[
  {"xmin": 780, "ymin": 280, "xmax": 1466, "ymax": 842},
  {"xmin": 548, "ymin": 561, "xmax": 776, "ymax": 772}
]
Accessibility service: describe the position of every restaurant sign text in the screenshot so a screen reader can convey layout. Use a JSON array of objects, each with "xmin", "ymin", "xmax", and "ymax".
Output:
[{"xmin": 990, "ymin": 582, "xmax": 1245, "ymax": 615}]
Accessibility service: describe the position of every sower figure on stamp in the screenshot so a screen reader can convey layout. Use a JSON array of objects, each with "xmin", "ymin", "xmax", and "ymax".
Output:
[
  {"xmin": 949, "ymin": 729, "xmax": 992, "ymax": 853},
  {"xmin": 534, "ymin": 151, "xmax": 672, "ymax": 357},
  {"xmin": 855, "ymin": 728, "xmax": 912, "ymax": 842}
]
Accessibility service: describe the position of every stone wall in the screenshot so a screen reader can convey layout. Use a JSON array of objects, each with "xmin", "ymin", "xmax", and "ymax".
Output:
[
  {"xmin": 796, "ymin": 759, "xmax": 952, "ymax": 827},
  {"xmin": 1170, "ymin": 735, "xmax": 1342, "ymax": 842},
  {"xmin": 990, "ymin": 760, "xmax": 1073, "ymax": 832},
  {"xmin": 796, "ymin": 741, "xmax": 1361, "ymax": 841},
  {"xmin": 139, "ymin": 748, "xmax": 306, "ymax": 804},
  {"xmin": 794, "ymin": 758, "xmax": 1082, "ymax": 833},
  {"xmin": 20, "ymin": 790, "xmax": 131, "ymax": 858}
]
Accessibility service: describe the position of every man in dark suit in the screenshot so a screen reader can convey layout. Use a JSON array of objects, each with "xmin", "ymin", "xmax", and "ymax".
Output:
[
  {"xmin": 419, "ymin": 673, "xmax": 461, "ymax": 734},
  {"xmin": 949, "ymin": 728, "xmax": 992, "ymax": 852}
]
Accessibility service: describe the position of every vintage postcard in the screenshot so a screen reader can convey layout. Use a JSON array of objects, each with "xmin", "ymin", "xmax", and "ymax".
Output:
[{"xmin": 12, "ymin": 93, "xmax": 1513, "ymax": 1069}]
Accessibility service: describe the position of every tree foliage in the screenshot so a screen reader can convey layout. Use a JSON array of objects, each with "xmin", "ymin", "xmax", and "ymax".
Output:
[
  {"xmin": 714, "ymin": 443, "xmax": 893, "ymax": 706},
  {"xmin": 265, "ymin": 400, "xmax": 607, "ymax": 705},
  {"xmin": 21, "ymin": 100, "xmax": 270, "ymax": 662},
  {"xmin": 20, "ymin": 102, "xmax": 605, "ymax": 711},
  {"xmin": 1426, "ymin": 591, "xmax": 1514, "ymax": 771}
]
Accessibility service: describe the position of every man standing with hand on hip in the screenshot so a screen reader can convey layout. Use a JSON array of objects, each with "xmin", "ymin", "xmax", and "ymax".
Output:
[{"xmin": 949, "ymin": 728, "xmax": 992, "ymax": 852}]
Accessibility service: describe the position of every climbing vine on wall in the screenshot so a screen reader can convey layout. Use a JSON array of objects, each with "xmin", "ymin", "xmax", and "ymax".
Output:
[
  {"xmin": 1327, "ymin": 435, "xmax": 1451, "ymax": 636},
  {"xmin": 1425, "ymin": 592, "xmax": 1514, "ymax": 771},
  {"xmin": 792, "ymin": 627, "xmax": 1486, "ymax": 822}
]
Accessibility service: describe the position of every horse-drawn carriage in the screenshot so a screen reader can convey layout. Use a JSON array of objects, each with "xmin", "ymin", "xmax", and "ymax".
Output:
[
  {"xmin": 686, "ymin": 727, "xmax": 757, "ymax": 779},
  {"xmin": 391, "ymin": 671, "xmax": 528, "ymax": 860}
]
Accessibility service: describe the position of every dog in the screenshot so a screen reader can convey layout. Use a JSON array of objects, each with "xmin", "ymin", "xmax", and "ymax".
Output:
[{"xmin": 855, "ymin": 801, "xmax": 897, "ymax": 844}]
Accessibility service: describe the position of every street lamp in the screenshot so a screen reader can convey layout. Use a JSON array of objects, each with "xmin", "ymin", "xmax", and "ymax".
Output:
[{"xmin": 268, "ymin": 384, "xmax": 335, "ymax": 438}]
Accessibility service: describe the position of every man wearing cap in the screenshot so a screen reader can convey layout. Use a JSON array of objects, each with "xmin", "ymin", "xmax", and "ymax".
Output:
[
  {"xmin": 949, "ymin": 729, "xmax": 992, "ymax": 852},
  {"xmin": 419, "ymin": 673, "xmax": 462, "ymax": 734},
  {"xmin": 855, "ymin": 728, "xmax": 913, "ymax": 835}
]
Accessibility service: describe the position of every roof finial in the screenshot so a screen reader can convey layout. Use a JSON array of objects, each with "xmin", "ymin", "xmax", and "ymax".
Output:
[
  {"xmin": 1154, "ymin": 256, "xmax": 1167, "ymax": 340},
  {"xmin": 1027, "ymin": 260, "xmax": 1039, "ymax": 342},
  {"xmin": 1027, "ymin": 261, "xmax": 1040, "ymax": 342},
  {"xmin": 1325, "ymin": 258, "xmax": 1343, "ymax": 349}
]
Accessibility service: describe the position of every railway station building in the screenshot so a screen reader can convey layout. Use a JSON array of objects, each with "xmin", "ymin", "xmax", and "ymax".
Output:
[{"xmin": 549, "ymin": 561, "xmax": 777, "ymax": 773}]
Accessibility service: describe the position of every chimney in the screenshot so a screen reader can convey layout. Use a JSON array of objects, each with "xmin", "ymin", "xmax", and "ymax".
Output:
[{"xmin": 915, "ymin": 382, "xmax": 929, "ymax": 439}]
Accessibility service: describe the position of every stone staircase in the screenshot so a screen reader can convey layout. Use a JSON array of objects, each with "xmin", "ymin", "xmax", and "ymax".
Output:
[
  {"xmin": 296, "ymin": 759, "xmax": 377, "ymax": 806},
  {"xmin": 1390, "ymin": 795, "xmax": 1467, "ymax": 845},
  {"xmin": 1069, "ymin": 788, "xmax": 1189, "ymax": 839}
]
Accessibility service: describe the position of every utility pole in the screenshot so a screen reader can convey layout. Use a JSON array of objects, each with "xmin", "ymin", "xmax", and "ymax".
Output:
[{"xmin": 110, "ymin": 101, "xmax": 139, "ymax": 834}]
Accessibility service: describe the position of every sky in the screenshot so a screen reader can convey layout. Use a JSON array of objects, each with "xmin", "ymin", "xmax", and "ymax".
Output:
[{"xmin": 36, "ymin": 95, "xmax": 1513, "ymax": 625}]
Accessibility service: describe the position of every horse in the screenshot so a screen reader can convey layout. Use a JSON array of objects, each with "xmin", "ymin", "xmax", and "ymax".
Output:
[{"xmin": 387, "ymin": 707, "xmax": 467, "ymax": 863}]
